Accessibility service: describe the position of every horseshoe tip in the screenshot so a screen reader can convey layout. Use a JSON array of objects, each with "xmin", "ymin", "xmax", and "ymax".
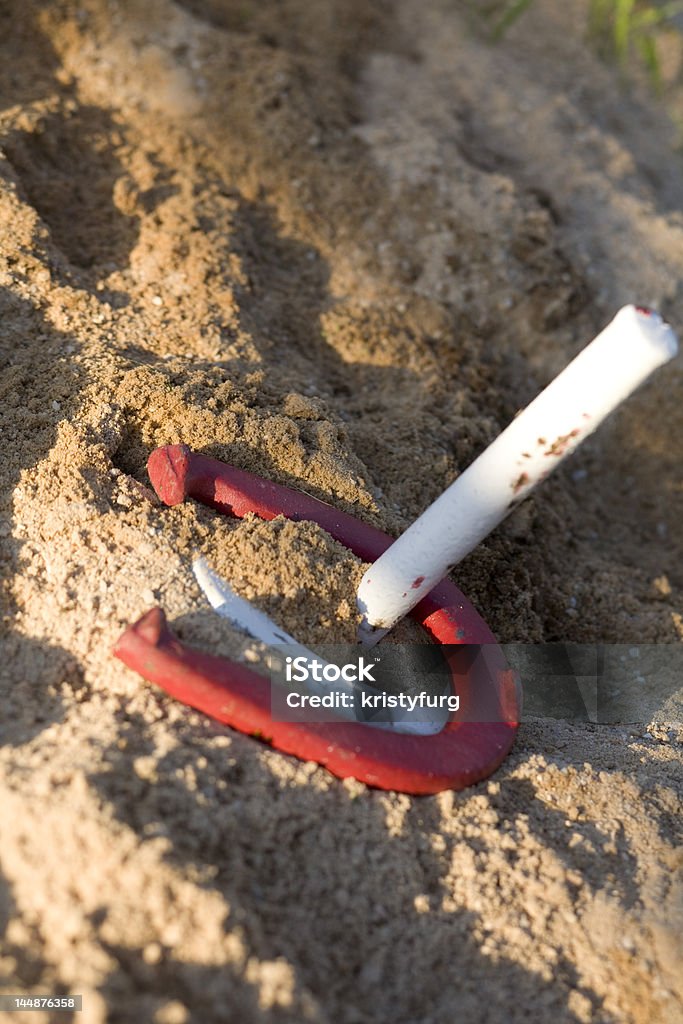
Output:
[{"xmin": 147, "ymin": 444, "xmax": 192, "ymax": 505}]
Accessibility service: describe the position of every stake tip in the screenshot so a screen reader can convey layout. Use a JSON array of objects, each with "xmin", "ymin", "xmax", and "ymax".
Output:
[
  {"xmin": 357, "ymin": 616, "xmax": 390, "ymax": 649},
  {"xmin": 620, "ymin": 304, "xmax": 679, "ymax": 361}
]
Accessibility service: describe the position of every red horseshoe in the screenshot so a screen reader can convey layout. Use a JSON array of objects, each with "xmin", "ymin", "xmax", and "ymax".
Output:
[{"xmin": 113, "ymin": 445, "xmax": 520, "ymax": 794}]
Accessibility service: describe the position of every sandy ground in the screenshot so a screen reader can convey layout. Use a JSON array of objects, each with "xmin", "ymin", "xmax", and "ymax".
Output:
[{"xmin": 0, "ymin": 1, "xmax": 682, "ymax": 1021}]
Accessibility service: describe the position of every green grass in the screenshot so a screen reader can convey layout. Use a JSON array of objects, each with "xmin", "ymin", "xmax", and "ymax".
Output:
[
  {"xmin": 490, "ymin": 0, "xmax": 535, "ymax": 39},
  {"xmin": 487, "ymin": 0, "xmax": 683, "ymax": 89}
]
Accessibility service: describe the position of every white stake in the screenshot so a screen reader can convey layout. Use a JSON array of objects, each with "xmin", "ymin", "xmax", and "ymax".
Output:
[
  {"xmin": 194, "ymin": 556, "xmax": 309, "ymax": 652},
  {"xmin": 357, "ymin": 305, "xmax": 678, "ymax": 646}
]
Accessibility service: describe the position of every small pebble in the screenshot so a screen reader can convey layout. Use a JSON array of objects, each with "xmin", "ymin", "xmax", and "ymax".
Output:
[
  {"xmin": 155, "ymin": 1002, "xmax": 188, "ymax": 1024},
  {"xmin": 143, "ymin": 942, "xmax": 163, "ymax": 964}
]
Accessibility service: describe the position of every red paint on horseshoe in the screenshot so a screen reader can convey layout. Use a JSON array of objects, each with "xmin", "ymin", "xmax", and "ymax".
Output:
[{"xmin": 113, "ymin": 444, "xmax": 521, "ymax": 794}]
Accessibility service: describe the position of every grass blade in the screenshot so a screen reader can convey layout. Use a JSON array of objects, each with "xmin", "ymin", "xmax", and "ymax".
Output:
[
  {"xmin": 492, "ymin": 0, "xmax": 535, "ymax": 40},
  {"xmin": 633, "ymin": 2, "xmax": 683, "ymax": 28},
  {"xmin": 614, "ymin": 0, "xmax": 636, "ymax": 64},
  {"xmin": 638, "ymin": 32, "xmax": 662, "ymax": 90}
]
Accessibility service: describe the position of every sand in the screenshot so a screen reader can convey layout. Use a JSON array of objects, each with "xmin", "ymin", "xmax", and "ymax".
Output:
[{"xmin": 0, "ymin": 1, "xmax": 681, "ymax": 1021}]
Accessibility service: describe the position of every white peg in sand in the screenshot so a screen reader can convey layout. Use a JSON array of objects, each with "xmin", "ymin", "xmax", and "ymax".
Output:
[{"xmin": 357, "ymin": 305, "xmax": 678, "ymax": 646}]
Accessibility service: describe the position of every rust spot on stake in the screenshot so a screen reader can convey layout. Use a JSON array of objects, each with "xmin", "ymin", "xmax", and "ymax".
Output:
[
  {"xmin": 545, "ymin": 429, "xmax": 580, "ymax": 457},
  {"xmin": 512, "ymin": 472, "xmax": 529, "ymax": 494}
]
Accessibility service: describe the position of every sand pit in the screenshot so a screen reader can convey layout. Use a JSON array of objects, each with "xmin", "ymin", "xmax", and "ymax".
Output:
[{"xmin": 0, "ymin": 1, "xmax": 681, "ymax": 1021}]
